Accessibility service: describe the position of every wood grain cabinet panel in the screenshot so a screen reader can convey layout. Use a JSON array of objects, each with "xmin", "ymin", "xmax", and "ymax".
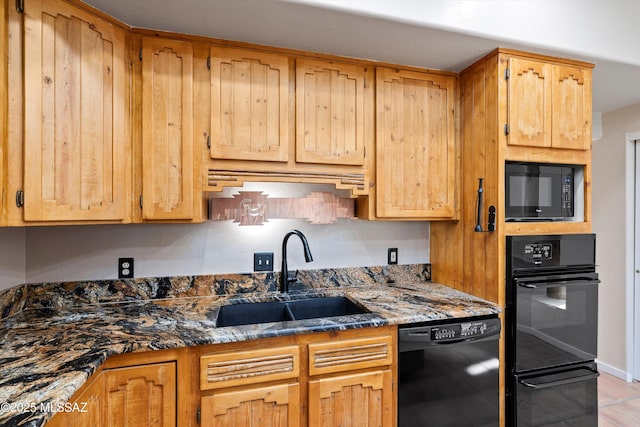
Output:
[
  {"xmin": 104, "ymin": 362, "xmax": 177, "ymax": 427},
  {"xmin": 296, "ymin": 59, "xmax": 365, "ymax": 166},
  {"xmin": 375, "ymin": 67, "xmax": 457, "ymax": 218},
  {"xmin": 200, "ymin": 383, "xmax": 300, "ymax": 427},
  {"xmin": 506, "ymin": 58, "xmax": 552, "ymax": 148},
  {"xmin": 22, "ymin": 0, "xmax": 128, "ymax": 222},
  {"xmin": 141, "ymin": 37, "xmax": 194, "ymax": 220},
  {"xmin": 210, "ymin": 47, "xmax": 289, "ymax": 162},
  {"xmin": 552, "ymin": 64, "xmax": 592, "ymax": 150},
  {"xmin": 46, "ymin": 372, "xmax": 106, "ymax": 427},
  {"xmin": 308, "ymin": 370, "xmax": 393, "ymax": 427}
]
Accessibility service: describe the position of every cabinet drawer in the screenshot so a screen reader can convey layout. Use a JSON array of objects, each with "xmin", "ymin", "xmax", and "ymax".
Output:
[
  {"xmin": 200, "ymin": 345, "xmax": 300, "ymax": 390},
  {"xmin": 308, "ymin": 335, "xmax": 393, "ymax": 376}
]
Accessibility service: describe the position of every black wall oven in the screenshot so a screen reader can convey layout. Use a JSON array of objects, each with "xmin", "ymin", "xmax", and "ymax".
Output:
[{"xmin": 506, "ymin": 234, "xmax": 600, "ymax": 426}]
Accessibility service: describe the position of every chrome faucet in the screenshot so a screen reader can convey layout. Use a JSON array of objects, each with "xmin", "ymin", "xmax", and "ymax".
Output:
[{"xmin": 280, "ymin": 229, "xmax": 313, "ymax": 294}]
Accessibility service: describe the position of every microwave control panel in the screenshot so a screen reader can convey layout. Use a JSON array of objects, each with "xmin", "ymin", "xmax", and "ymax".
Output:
[{"xmin": 562, "ymin": 174, "xmax": 573, "ymax": 211}]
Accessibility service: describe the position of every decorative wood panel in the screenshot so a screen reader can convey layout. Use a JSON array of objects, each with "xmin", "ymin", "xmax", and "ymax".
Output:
[
  {"xmin": 210, "ymin": 47, "xmax": 289, "ymax": 162},
  {"xmin": 141, "ymin": 37, "xmax": 194, "ymax": 220},
  {"xmin": 296, "ymin": 59, "xmax": 365, "ymax": 165},
  {"xmin": 201, "ymin": 383, "xmax": 300, "ymax": 427},
  {"xmin": 200, "ymin": 346, "xmax": 300, "ymax": 391},
  {"xmin": 104, "ymin": 362, "xmax": 176, "ymax": 427},
  {"xmin": 308, "ymin": 335, "xmax": 392, "ymax": 376},
  {"xmin": 375, "ymin": 67, "xmax": 456, "ymax": 218},
  {"xmin": 308, "ymin": 371, "xmax": 392, "ymax": 427},
  {"xmin": 46, "ymin": 372, "xmax": 106, "ymax": 427},
  {"xmin": 210, "ymin": 191, "xmax": 354, "ymax": 225},
  {"xmin": 23, "ymin": 0, "xmax": 127, "ymax": 221},
  {"xmin": 552, "ymin": 64, "xmax": 592, "ymax": 150},
  {"xmin": 507, "ymin": 57, "xmax": 552, "ymax": 148}
]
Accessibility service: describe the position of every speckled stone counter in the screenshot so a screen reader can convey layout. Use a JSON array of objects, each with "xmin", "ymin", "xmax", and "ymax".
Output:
[{"xmin": 0, "ymin": 264, "xmax": 500, "ymax": 427}]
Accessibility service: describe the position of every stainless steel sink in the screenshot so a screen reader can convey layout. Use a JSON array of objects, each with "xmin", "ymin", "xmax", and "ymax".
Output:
[{"xmin": 215, "ymin": 296, "xmax": 369, "ymax": 327}]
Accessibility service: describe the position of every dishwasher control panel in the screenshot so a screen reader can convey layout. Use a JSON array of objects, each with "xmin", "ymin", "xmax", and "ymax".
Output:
[{"xmin": 432, "ymin": 320, "xmax": 491, "ymax": 342}]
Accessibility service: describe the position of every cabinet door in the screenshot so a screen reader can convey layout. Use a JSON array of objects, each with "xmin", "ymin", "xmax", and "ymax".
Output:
[
  {"xmin": 296, "ymin": 59, "xmax": 365, "ymax": 165},
  {"xmin": 201, "ymin": 383, "xmax": 300, "ymax": 427},
  {"xmin": 376, "ymin": 67, "xmax": 456, "ymax": 218},
  {"xmin": 46, "ymin": 372, "xmax": 106, "ymax": 427},
  {"xmin": 210, "ymin": 47, "xmax": 289, "ymax": 162},
  {"xmin": 104, "ymin": 362, "xmax": 176, "ymax": 427},
  {"xmin": 308, "ymin": 370, "xmax": 393, "ymax": 427},
  {"xmin": 23, "ymin": 0, "xmax": 127, "ymax": 221},
  {"xmin": 141, "ymin": 37, "xmax": 194, "ymax": 220},
  {"xmin": 506, "ymin": 57, "xmax": 552, "ymax": 148},
  {"xmin": 552, "ymin": 64, "xmax": 592, "ymax": 150}
]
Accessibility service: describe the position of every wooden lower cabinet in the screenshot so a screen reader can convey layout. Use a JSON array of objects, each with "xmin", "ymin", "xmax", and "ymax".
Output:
[
  {"xmin": 308, "ymin": 370, "xmax": 393, "ymax": 427},
  {"xmin": 200, "ymin": 383, "xmax": 301, "ymax": 427},
  {"xmin": 46, "ymin": 362, "xmax": 177, "ymax": 427}
]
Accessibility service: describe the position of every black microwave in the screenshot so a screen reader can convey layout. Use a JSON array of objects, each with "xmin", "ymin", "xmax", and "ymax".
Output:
[{"xmin": 505, "ymin": 162, "xmax": 575, "ymax": 221}]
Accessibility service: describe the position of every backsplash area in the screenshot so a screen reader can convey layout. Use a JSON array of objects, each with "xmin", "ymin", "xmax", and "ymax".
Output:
[{"xmin": 23, "ymin": 218, "xmax": 429, "ymax": 283}]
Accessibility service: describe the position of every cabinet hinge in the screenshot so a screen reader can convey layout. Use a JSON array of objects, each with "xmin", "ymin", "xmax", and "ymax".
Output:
[
  {"xmin": 139, "ymin": 195, "xmax": 143, "ymax": 209},
  {"xmin": 197, "ymin": 407, "xmax": 201, "ymax": 424},
  {"xmin": 504, "ymin": 124, "xmax": 510, "ymax": 135},
  {"xmin": 207, "ymin": 56, "xmax": 211, "ymax": 70},
  {"xmin": 16, "ymin": 0, "xmax": 24, "ymax": 13},
  {"xmin": 139, "ymin": 48, "xmax": 143, "ymax": 61},
  {"xmin": 207, "ymin": 135, "xmax": 211, "ymax": 149},
  {"xmin": 505, "ymin": 67, "xmax": 510, "ymax": 80},
  {"xmin": 15, "ymin": 190, "xmax": 24, "ymax": 208}
]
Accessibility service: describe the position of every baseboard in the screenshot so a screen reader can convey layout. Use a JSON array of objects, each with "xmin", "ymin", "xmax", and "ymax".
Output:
[{"xmin": 596, "ymin": 359, "xmax": 633, "ymax": 382}]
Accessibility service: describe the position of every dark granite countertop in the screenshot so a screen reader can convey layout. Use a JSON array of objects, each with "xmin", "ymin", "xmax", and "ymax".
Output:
[{"xmin": 0, "ymin": 266, "xmax": 500, "ymax": 427}]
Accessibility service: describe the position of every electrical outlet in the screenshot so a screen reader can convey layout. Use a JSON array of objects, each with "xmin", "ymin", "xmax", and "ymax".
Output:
[
  {"xmin": 254, "ymin": 252, "xmax": 274, "ymax": 272},
  {"xmin": 388, "ymin": 248, "xmax": 398, "ymax": 265},
  {"xmin": 118, "ymin": 257, "xmax": 134, "ymax": 279}
]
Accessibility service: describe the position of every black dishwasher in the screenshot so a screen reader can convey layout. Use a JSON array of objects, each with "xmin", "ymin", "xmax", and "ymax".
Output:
[{"xmin": 398, "ymin": 316, "xmax": 501, "ymax": 427}]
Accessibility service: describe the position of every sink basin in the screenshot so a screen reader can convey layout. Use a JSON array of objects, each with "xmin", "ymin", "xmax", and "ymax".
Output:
[
  {"xmin": 286, "ymin": 296, "xmax": 368, "ymax": 320},
  {"xmin": 215, "ymin": 296, "xmax": 369, "ymax": 327},
  {"xmin": 216, "ymin": 301, "xmax": 293, "ymax": 327}
]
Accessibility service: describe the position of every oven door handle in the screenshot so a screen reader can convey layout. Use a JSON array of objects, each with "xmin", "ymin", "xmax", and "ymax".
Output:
[
  {"xmin": 515, "ymin": 277, "xmax": 600, "ymax": 289},
  {"xmin": 517, "ymin": 368, "xmax": 599, "ymax": 390}
]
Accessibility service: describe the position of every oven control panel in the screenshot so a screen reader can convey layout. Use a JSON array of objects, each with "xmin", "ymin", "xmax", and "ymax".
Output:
[{"xmin": 524, "ymin": 243, "xmax": 553, "ymax": 262}]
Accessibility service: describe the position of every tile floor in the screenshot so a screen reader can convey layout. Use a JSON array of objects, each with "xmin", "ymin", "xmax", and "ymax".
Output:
[{"xmin": 599, "ymin": 371, "xmax": 640, "ymax": 426}]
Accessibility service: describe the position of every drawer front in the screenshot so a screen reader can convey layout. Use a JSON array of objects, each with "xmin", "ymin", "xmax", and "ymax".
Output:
[
  {"xmin": 201, "ymin": 345, "xmax": 300, "ymax": 390},
  {"xmin": 308, "ymin": 335, "xmax": 393, "ymax": 376}
]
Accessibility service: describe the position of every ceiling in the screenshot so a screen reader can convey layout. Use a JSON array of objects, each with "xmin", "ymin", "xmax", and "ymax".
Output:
[{"xmin": 81, "ymin": 0, "xmax": 640, "ymax": 114}]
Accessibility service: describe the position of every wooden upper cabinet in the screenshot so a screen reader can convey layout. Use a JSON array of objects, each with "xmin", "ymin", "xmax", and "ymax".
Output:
[
  {"xmin": 210, "ymin": 47, "xmax": 289, "ymax": 162},
  {"xmin": 141, "ymin": 37, "xmax": 194, "ymax": 220},
  {"xmin": 375, "ymin": 67, "xmax": 456, "ymax": 218},
  {"xmin": 296, "ymin": 59, "xmax": 365, "ymax": 165},
  {"xmin": 22, "ymin": 0, "xmax": 128, "ymax": 222},
  {"xmin": 552, "ymin": 64, "xmax": 592, "ymax": 150},
  {"xmin": 506, "ymin": 57, "xmax": 552, "ymax": 148},
  {"xmin": 507, "ymin": 57, "xmax": 592, "ymax": 150}
]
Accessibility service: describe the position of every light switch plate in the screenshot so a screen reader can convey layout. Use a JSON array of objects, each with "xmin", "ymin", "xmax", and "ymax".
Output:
[{"xmin": 388, "ymin": 248, "xmax": 398, "ymax": 265}]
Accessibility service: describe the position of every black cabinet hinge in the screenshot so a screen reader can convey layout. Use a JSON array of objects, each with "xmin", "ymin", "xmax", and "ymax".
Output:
[
  {"xmin": 139, "ymin": 48, "xmax": 143, "ymax": 61},
  {"xmin": 505, "ymin": 68, "xmax": 510, "ymax": 80},
  {"xmin": 197, "ymin": 407, "xmax": 201, "ymax": 424},
  {"xmin": 207, "ymin": 56, "xmax": 211, "ymax": 70},
  {"xmin": 15, "ymin": 190, "xmax": 24, "ymax": 208},
  {"xmin": 504, "ymin": 124, "xmax": 510, "ymax": 135},
  {"xmin": 16, "ymin": 0, "xmax": 24, "ymax": 13},
  {"xmin": 207, "ymin": 135, "xmax": 211, "ymax": 149},
  {"xmin": 139, "ymin": 195, "xmax": 143, "ymax": 209}
]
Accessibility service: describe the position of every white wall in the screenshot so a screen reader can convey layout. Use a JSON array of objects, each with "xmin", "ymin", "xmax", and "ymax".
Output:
[
  {"xmin": 0, "ymin": 228, "xmax": 26, "ymax": 290},
  {"xmin": 592, "ymin": 103, "xmax": 640, "ymax": 374},
  {"xmin": 24, "ymin": 219, "xmax": 429, "ymax": 283}
]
